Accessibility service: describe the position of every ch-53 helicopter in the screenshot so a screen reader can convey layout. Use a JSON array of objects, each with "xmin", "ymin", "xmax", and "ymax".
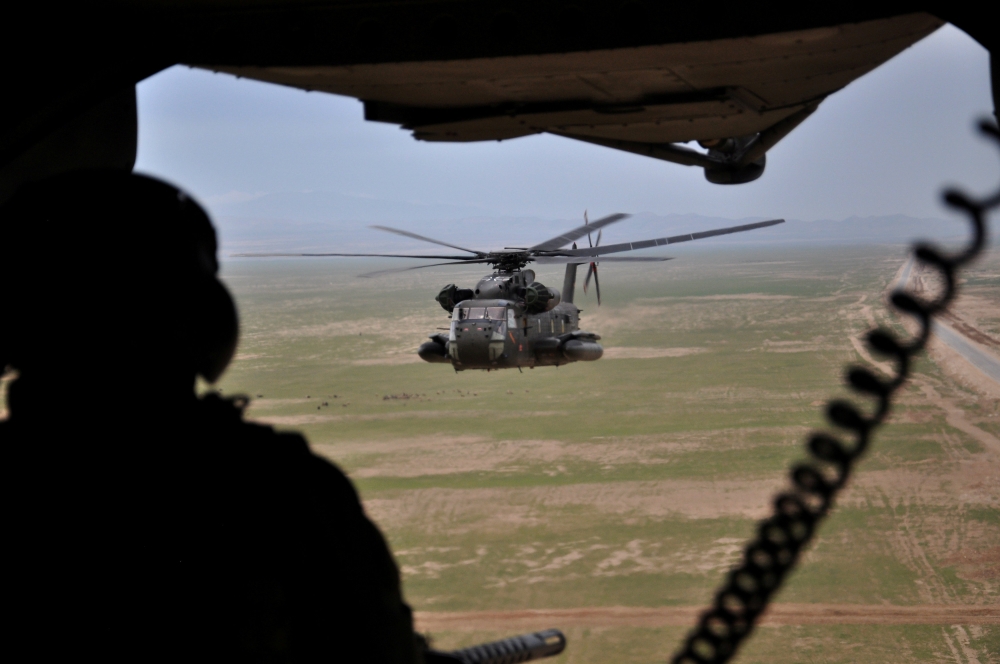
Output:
[{"xmin": 237, "ymin": 214, "xmax": 783, "ymax": 371}]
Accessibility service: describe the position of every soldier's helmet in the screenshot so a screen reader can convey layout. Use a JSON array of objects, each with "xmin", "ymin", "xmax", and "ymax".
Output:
[{"xmin": 1, "ymin": 171, "xmax": 238, "ymax": 385}]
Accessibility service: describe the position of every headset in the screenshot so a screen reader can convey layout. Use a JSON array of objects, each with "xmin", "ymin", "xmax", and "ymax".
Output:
[{"xmin": 0, "ymin": 171, "xmax": 238, "ymax": 387}]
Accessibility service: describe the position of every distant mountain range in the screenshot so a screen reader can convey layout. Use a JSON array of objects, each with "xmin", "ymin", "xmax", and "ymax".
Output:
[{"xmin": 209, "ymin": 190, "xmax": 983, "ymax": 257}]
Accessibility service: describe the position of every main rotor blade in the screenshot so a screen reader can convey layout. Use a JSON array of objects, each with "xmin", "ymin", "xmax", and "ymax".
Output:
[
  {"xmin": 358, "ymin": 259, "xmax": 493, "ymax": 278},
  {"xmin": 530, "ymin": 213, "xmax": 630, "ymax": 251},
  {"xmin": 231, "ymin": 252, "xmax": 477, "ymax": 259},
  {"xmin": 370, "ymin": 225, "xmax": 482, "ymax": 255},
  {"xmin": 552, "ymin": 219, "xmax": 784, "ymax": 258},
  {"xmin": 532, "ymin": 256, "xmax": 672, "ymax": 264}
]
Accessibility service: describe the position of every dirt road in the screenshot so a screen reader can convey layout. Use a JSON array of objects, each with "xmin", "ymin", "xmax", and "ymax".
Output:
[
  {"xmin": 894, "ymin": 255, "xmax": 1000, "ymax": 386},
  {"xmin": 415, "ymin": 604, "xmax": 1000, "ymax": 631}
]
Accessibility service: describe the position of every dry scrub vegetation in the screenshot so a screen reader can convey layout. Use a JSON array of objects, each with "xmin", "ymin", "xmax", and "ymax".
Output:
[{"xmin": 214, "ymin": 247, "xmax": 998, "ymax": 663}]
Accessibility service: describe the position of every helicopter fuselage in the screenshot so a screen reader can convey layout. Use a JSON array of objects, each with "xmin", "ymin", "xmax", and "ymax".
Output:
[
  {"xmin": 239, "ymin": 216, "xmax": 783, "ymax": 369},
  {"xmin": 418, "ymin": 267, "xmax": 604, "ymax": 371}
]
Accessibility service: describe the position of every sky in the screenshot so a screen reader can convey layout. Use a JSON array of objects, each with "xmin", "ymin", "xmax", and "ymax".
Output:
[{"xmin": 135, "ymin": 24, "xmax": 996, "ymax": 239}]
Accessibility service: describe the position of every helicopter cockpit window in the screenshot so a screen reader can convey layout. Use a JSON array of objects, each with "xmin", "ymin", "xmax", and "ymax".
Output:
[
  {"xmin": 486, "ymin": 307, "xmax": 506, "ymax": 320},
  {"xmin": 466, "ymin": 308, "xmax": 487, "ymax": 320}
]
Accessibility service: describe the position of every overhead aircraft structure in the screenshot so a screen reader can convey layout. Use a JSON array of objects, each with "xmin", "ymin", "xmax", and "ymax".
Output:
[
  {"xmin": 3, "ymin": 5, "xmax": 996, "ymax": 204},
  {"xmin": 207, "ymin": 13, "xmax": 944, "ymax": 184}
]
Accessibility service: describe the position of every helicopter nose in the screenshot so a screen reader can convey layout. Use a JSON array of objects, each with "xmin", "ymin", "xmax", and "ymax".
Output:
[{"xmin": 453, "ymin": 321, "xmax": 495, "ymax": 364}]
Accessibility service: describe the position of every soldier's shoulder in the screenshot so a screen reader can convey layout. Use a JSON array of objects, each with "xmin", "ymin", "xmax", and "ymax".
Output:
[
  {"xmin": 195, "ymin": 393, "xmax": 360, "ymax": 502},
  {"xmin": 197, "ymin": 393, "xmax": 308, "ymax": 447}
]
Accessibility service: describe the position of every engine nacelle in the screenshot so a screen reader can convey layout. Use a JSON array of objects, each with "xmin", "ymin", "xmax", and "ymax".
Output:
[
  {"xmin": 524, "ymin": 282, "xmax": 560, "ymax": 313},
  {"xmin": 418, "ymin": 339, "xmax": 450, "ymax": 363},
  {"xmin": 436, "ymin": 284, "xmax": 475, "ymax": 312}
]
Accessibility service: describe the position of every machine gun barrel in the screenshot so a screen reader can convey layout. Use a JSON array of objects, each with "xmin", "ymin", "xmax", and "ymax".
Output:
[{"xmin": 429, "ymin": 629, "xmax": 566, "ymax": 664}]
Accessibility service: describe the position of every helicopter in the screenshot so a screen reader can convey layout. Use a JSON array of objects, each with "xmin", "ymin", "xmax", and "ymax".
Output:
[{"xmin": 237, "ymin": 214, "xmax": 783, "ymax": 371}]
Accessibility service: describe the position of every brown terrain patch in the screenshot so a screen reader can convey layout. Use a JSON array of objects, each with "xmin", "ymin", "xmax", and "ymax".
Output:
[
  {"xmin": 845, "ymin": 460, "xmax": 1000, "ymax": 510},
  {"xmin": 249, "ymin": 410, "xmax": 461, "ymax": 426},
  {"xmin": 316, "ymin": 435, "xmax": 488, "ymax": 457},
  {"xmin": 317, "ymin": 427, "xmax": 805, "ymax": 479},
  {"xmin": 252, "ymin": 410, "xmax": 567, "ymax": 427},
  {"xmin": 414, "ymin": 604, "xmax": 1000, "ymax": 632},
  {"xmin": 915, "ymin": 380, "xmax": 1000, "ymax": 454},
  {"xmin": 276, "ymin": 311, "xmax": 441, "ymax": 339},
  {"xmin": 352, "ymin": 355, "xmax": 423, "ymax": 365},
  {"xmin": 363, "ymin": 479, "xmax": 779, "ymax": 533},
  {"xmin": 942, "ymin": 547, "xmax": 1000, "ymax": 582},
  {"xmin": 395, "ymin": 536, "xmax": 747, "ymax": 583},
  {"xmin": 591, "ymin": 427, "xmax": 806, "ymax": 449},
  {"xmin": 759, "ymin": 337, "xmax": 830, "ymax": 354},
  {"xmin": 601, "ymin": 347, "xmax": 707, "ymax": 360},
  {"xmin": 639, "ymin": 294, "xmax": 799, "ymax": 302},
  {"xmin": 954, "ymin": 289, "xmax": 1000, "ymax": 339},
  {"xmin": 581, "ymin": 298, "xmax": 782, "ymax": 334},
  {"xmin": 941, "ymin": 311, "xmax": 1000, "ymax": 350},
  {"xmin": 926, "ymin": 335, "xmax": 1000, "ymax": 401},
  {"xmin": 248, "ymin": 398, "xmax": 315, "ymax": 407}
]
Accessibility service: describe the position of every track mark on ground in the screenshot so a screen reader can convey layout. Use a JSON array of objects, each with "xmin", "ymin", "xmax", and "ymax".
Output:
[{"xmin": 415, "ymin": 604, "xmax": 1000, "ymax": 631}]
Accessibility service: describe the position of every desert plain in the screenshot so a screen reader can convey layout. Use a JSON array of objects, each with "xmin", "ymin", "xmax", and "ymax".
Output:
[
  {"xmin": 6, "ymin": 243, "xmax": 993, "ymax": 662},
  {"xmin": 219, "ymin": 243, "xmax": 998, "ymax": 663}
]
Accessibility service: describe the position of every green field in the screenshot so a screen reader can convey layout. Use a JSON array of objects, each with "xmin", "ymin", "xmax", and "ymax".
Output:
[{"xmin": 209, "ymin": 244, "xmax": 999, "ymax": 662}]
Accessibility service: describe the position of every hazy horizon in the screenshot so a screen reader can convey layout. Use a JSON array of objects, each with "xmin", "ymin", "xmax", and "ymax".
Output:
[
  {"xmin": 216, "ymin": 211, "xmax": 978, "ymax": 259},
  {"xmin": 135, "ymin": 23, "xmax": 997, "ymax": 255}
]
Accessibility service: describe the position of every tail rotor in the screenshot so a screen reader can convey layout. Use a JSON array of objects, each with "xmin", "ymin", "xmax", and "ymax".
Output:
[{"xmin": 582, "ymin": 211, "xmax": 602, "ymax": 305}]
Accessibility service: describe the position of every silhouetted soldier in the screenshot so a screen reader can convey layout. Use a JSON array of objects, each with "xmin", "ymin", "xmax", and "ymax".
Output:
[{"xmin": 2, "ymin": 171, "xmax": 420, "ymax": 662}]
